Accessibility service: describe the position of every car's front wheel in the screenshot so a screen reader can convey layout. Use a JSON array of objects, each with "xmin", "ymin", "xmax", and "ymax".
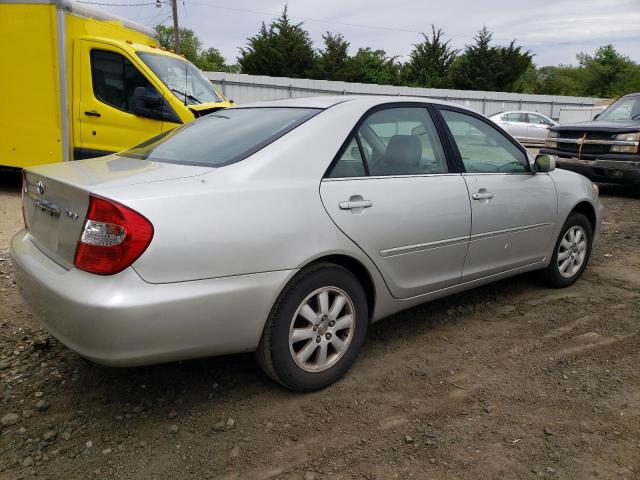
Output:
[
  {"xmin": 256, "ymin": 263, "xmax": 368, "ymax": 391},
  {"xmin": 543, "ymin": 212, "xmax": 593, "ymax": 288}
]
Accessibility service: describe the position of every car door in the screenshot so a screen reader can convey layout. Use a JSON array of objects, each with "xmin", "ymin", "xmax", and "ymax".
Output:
[
  {"xmin": 77, "ymin": 40, "xmax": 168, "ymax": 159},
  {"xmin": 436, "ymin": 107, "xmax": 558, "ymax": 282},
  {"xmin": 527, "ymin": 113, "xmax": 553, "ymax": 143},
  {"xmin": 502, "ymin": 112, "xmax": 528, "ymax": 141},
  {"xmin": 320, "ymin": 105, "xmax": 471, "ymax": 299}
]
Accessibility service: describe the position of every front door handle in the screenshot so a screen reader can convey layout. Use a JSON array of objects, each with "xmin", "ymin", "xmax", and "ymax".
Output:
[
  {"xmin": 472, "ymin": 191, "xmax": 494, "ymax": 200},
  {"xmin": 84, "ymin": 110, "xmax": 101, "ymax": 117},
  {"xmin": 339, "ymin": 200, "xmax": 372, "ymax": 210}
]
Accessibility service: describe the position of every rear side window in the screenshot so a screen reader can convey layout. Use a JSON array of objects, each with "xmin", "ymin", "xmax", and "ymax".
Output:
[
  {"xmin": 119, "ymin": 108, "xmax": 320, "ymax": 166},
  {"xmin": 327, "ymin": 107, "xmax": 448, "ymax": 178},
  {"xmin": 506, "ymin": 112, "xmax": 527, "ymax": 122},
  {"xmin": 328, "ymin": 137, "xmax": 366, "ymax": 178},
  {"xmin": 91, "ymin": 50, "xmax": 160, "ymax": 113}
]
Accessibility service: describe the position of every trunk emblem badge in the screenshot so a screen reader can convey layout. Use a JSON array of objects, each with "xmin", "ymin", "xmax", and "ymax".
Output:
[
  {"xmin": 35, "ymin": 180, "xmax": 46, "ymax": 196},
  {"xmin": 64, "ymin": 211, "xmax": 79, "ymax": 220}
]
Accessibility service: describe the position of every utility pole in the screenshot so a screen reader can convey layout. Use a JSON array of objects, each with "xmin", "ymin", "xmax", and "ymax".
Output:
[{"xmin": 171, "ymin": 0, "xmax": 180, "ymax": 54}]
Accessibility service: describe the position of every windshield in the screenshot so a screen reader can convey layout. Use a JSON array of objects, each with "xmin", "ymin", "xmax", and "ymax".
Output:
[
  {"xmin": 597, "ymin": 96, "xmax": 640, "ymax": 121},
  {"xmin": 137, "ymin": 52, "xmax": 224, "ymax": 105},
  {"xmin": 118, "ymin": 107, "xmax": 320, "ymax": 166}
]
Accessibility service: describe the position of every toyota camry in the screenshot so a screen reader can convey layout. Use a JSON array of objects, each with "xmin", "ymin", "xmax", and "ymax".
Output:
[{"xmin": 11, "ymin": 96, "xmax": 602, "ymax": 391}]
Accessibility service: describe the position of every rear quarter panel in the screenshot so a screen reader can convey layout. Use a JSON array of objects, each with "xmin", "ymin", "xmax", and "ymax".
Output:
[{"xmin": 94, "ymin": 102, "xmax": 386, "ymax": 287}]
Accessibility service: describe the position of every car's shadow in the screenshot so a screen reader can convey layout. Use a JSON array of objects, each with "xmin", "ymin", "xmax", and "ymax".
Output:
[
  {"xmin": 62, "ymin": 273, "xmax": 541, "ymax": 409},
  {"xmin": 597, "ymin": 182, "xmax": 640, "ymax": 199},
  {"xmin": 0, "ymin": 168, "xmax": 21, "ymax": 193}
]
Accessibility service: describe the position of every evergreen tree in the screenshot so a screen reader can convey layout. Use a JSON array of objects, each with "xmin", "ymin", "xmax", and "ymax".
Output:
[
  {"xmin": 238, "ymin": 6, "xmax": 316, "ymax": 78},
  {"xmin": 310, "ymin": 32, "xmax": 351, "ymax": 81},
  {"xmin": 449, "ymin": 27, "xmax": 532, "ymax": 92},
  {"xmin": 403, "ymin": 26, "xmax": 458, "ymax": 88}
]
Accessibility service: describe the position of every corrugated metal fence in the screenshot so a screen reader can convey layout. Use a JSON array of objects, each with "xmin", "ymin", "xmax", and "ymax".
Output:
[{"xmin": 204, "ymin": 71, "xmax": 601, "ymax": 120}]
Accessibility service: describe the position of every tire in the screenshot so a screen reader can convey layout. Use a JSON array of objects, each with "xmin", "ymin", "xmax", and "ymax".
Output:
[
  {"xmin": 543, "ymin": 212, "xmax": 593, "ymax": 288},
  {"xmin": 256, "ymin": 263, "xmax": 368, "ymax": 392}
]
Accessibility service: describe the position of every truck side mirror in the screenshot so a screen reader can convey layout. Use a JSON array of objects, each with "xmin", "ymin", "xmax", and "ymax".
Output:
[
  {"xmin": 132, "ymin": 86, "xmax": 162, "ymax": 119},
  {"xmin": 534, "ymin": 154, "xmax": 556, "ymax": 173}
]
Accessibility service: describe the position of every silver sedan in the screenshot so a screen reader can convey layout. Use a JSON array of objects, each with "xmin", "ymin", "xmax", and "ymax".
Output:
[
  {"xmin": 489, "ymin": 111, "xmax": 557, "ymax": 146},
  {"xmin": 11, "ymin": 96, "xmax": 602, "ymax": 391}
]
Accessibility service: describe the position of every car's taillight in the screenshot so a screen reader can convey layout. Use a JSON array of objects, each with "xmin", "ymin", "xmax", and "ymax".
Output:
[
  {"xmin": 74, "ymin": 195, "xmax": 153, "ymax": 275},
  {"xmin": 21, "ymin": 170, "xmax": 27, "ymax": 230}
]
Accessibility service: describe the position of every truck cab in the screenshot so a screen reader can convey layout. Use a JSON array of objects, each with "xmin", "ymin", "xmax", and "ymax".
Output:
[
  {"xmin": 1, "ymin": 0, "xmax": 233, "ymax": 168},
  {"xmin": 541, "ymin": 93, "xmax": 640, "ymax": 184}
]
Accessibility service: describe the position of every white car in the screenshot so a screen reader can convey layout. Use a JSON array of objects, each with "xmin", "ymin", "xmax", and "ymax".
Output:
[{"xmin": 489, "ymin": 111, "xmax": 557, "ymax": 146}]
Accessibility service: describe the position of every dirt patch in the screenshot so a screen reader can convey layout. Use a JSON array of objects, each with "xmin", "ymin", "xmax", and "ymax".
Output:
[{"xmin": 0, "ymin": 171, "xmax": 639, "ymax": 480}]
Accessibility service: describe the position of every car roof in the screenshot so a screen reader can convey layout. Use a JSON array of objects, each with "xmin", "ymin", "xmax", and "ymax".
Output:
[
  {"xmin": 236, "ymin": 95, "xmax": 456, "ymax": 110},
  {"xmin": 497, "ymin": 110, "xmax": 550, "ymax": 116}
]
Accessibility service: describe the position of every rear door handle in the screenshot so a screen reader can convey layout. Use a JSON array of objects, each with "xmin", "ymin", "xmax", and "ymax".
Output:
[
  {"xmin": 472, "ymin": 192, "xmax": 494, "ymax": 200},
  {"xmin": 84, "ymin": 110, "xmax": 101, "ymax": 117},
  {"xmin": 339, "ymin": 200, "xmax": 372, "ymax": 210}
]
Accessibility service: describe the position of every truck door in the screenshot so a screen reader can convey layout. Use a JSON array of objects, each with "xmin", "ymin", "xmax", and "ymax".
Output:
[{"xmin": 76, "ymin": 40, "xmax": 167, "ymax": 159}]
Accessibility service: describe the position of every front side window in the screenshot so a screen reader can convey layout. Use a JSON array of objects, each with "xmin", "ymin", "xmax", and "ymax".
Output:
[
  {"xmin": 119, "ymin": 107, "xmax": 319, "ymax": 167},
  {"xmin": 90, "ymin": 50, "xmax": 160, "ymax": 113},
  {"xmin": 441, "ymin": 109, "xmax": 529, "ymax": 174},
  {"xmin": 137, "ymin": 52, "xmax": 224, "ymax": 105},
  {"xmin": 506, "ymin": 112, "xmax": 527, "ymax": 123},
  {"xmin": 528, "ymin": 114, "xmax": 551, "ymax": 125}
]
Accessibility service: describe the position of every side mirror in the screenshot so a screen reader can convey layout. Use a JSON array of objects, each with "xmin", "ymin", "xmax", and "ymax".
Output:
[
  {"xmin": 535, "ymin": 154, "xmax": 556, "ymax": 173},
  {"xmin": 132, "ymin": 86, "xmax": 163, "ymax": 119},
  {"xmin": 350, "ymin": 146, "xmax": 361, "ymax": 158}
]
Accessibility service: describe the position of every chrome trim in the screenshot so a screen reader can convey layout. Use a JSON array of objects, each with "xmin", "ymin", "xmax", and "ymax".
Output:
[
  {"xmin": 380, "ymin": 235, "xmax": 469, "ymax": 257},
  {"xmin": 470, "ymin": 222, "xmax": 554, "ymax": 241},
  {"xmin": 34, "ymin": 198, "xmax": 61, "ymax": 217},
  {"xmin": 555, "ymin": 137, "xmax": 639, "ymax": 146},
  {"xmin": 55, "ymin": 8, "xmax": 70, "ymax": 161},
  {"xmin": 555, "ymin": 157, "xmax": 640, "ymax": 171},
  {"xmin": 322, "ymin": 173, "xmax": 458, "ymax": 181}
]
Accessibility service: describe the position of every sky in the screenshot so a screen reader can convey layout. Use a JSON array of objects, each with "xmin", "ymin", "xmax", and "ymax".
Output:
[{"xmin": 96, "ymin": 0, "xmax": 640, "ymax": 67}]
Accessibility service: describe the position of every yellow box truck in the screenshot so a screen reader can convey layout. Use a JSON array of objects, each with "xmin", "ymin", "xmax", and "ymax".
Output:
[{"xmin": 0, "ymin": 0, "xmax": 233, "ymax": 168}]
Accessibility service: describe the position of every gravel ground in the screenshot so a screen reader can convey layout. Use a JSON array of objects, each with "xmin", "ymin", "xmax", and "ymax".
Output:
[{"xmin": 0, "ymin": 168, "xmax": 639, "ymax": 480}]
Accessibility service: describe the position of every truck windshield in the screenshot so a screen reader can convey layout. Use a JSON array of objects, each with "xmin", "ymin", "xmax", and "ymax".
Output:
[
  {"xmin": 117, "ymin": 107, "xmax": 320, "ymax": 167},
  {"xmin": 597, "ymin": 96, "xmax": 640, "ymax": 121},
  {"xmin": 137, "ymin": 52, "xmax": 224, "ymax": 105}
]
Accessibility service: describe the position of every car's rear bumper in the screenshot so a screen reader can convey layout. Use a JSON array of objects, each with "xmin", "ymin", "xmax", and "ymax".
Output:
[
  {"xmin": 540, "ymin": 150, "xmax": 640, "ymax": 184},
  {"xmin": 10, "ymin": 230, "xmax": 293, "ymax": 367}
]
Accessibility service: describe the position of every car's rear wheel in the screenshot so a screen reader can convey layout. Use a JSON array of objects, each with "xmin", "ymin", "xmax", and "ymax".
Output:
[
  {"xmin": 256, "ymin": 263, "xmax": 368, "ymax": 391},
  {"xmin": 543, "ymin": 212, "xmax": 593, "ymax": 288}
]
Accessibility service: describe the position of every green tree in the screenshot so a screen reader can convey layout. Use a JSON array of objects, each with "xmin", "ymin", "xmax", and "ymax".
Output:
[
  {"xmin": 197, "ymin": 47, "xmax": 238, "ymax": 72},
  {"xmin": 343, "ymin": 48, "xmax": 402, "ymax": 85},
  {"xmin": 403, "ymin": 26, "xmax": 458, "ymax": 88},
  {"xmin": 449, "ymin": 27, "xmax": 532, "ymax": 92},
  {"xmin": 155, "ymin": 25, "xmax": 201, "ymax": 64},
  {"xmin": 310, "ymin": 32, "xmax": 351, "ymax": 81},
  {"xmin": 238, "ymin": 6, "xmax": 316, "ymax": 78},
  {"xmin": 577, "ymin": 44, "xmax": 639, "ymax": 97},
  {"xmin": 155, "ymin": 25, "xmax": 235, "ymax": 72}
]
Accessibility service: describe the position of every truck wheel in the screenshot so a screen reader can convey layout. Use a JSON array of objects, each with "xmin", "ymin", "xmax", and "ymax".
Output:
[
  {"xmin": 543, "ymin": 212, "xmax": 593, "ymax": 288},
  {"xmin": 256, "ymin": 263, "xmax": 368, "ymax": 392}
]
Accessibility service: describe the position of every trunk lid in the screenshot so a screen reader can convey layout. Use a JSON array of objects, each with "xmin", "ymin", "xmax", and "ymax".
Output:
[{"xmin": 23, "ymin": 156, "xmax": 210, "ymax": 269}]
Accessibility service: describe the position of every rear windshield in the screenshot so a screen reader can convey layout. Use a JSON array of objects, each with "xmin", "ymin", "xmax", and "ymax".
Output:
[{"xmin": 118, "ymin": 107, "xmax": 320, "ymax": 166}]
